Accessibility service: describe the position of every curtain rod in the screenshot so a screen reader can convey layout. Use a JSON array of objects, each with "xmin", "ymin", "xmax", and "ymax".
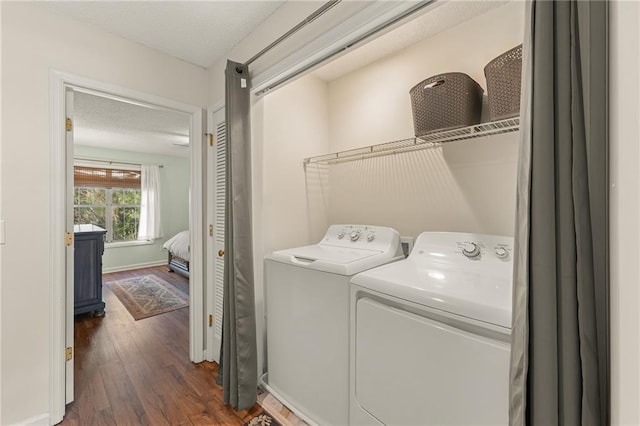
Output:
[
  {"xmin": 241, "ymin": 0, "xmax": 341, "ymax": 68},
  {"xmin": 254, "ymin": 0, "xmax": 434, "ymax": 96},
  {"xmin": 74, "ymin": 157, "xmax": 164, "ymax": 168}
]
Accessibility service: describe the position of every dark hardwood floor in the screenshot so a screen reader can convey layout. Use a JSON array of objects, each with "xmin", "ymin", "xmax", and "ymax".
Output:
[{"xmin": 60, "ymin": 265, "xmax": 261, "ymax": 425}]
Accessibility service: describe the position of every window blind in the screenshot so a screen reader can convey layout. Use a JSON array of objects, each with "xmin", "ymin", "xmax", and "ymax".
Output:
[{"xmin": 74, "ymin": 166, "xmax": 141, "ymax": 189}]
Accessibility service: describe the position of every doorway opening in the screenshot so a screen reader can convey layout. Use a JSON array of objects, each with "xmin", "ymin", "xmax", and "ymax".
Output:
[
  {"xmin": 70, "ymin": 87, "xmax": 193, "ymax": 393},
  {"xmin": 49, "ymin": 71, "xmax": 206, "ymax": 423}
]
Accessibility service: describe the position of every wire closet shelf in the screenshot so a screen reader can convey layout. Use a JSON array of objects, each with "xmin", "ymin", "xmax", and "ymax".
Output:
[{"xmin": 303, "ymin": 117, "xmax": 519, "ymax": 167}]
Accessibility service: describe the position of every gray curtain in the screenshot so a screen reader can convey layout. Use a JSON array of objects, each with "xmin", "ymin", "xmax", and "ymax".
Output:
[
  {"xmin": 510, "ymin": 1, "xmax": 608, "ymax": 425},
  {"xmin": 217, "ymin": 60, "xmax": 258, "ymax": 411}
]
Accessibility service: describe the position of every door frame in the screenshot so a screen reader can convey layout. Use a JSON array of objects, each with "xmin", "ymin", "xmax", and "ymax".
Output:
[{"xmin": 49, "ymin": 70, "xmax": 206, "ymax": 424}]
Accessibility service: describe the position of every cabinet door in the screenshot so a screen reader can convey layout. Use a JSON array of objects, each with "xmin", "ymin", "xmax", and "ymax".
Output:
[{"xmin": 74, "ymin": 237, "xmax": 101, "ymax": 307}]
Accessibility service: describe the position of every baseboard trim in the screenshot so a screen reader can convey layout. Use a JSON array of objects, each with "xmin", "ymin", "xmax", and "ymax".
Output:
[
  {"xmin": 102, "ymin": 260, "xmax": 166, "ymax": 274},
  {"xmin": 12, "ymin": 413, "xmax": 49, "ymax": 426}
]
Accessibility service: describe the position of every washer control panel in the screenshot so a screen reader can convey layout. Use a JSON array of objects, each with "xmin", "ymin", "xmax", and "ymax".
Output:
[{"xmin": 322, "ymin": 224, "xmax": 401, "ymax": 254}]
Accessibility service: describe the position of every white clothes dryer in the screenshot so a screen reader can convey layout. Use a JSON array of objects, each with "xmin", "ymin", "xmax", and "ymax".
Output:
[
  {"xmin": 350, "ymin": 232, "xmax": 514, "ymax": 426},
  {"xmin": 264, "ymin": 225, "xmax": 403, "ymax": 426}
]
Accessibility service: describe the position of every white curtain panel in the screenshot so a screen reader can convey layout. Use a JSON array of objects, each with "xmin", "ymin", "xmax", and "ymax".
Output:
[{"xmin": 138, "ymin": 165, "xmax": 163, "ymax": 240}]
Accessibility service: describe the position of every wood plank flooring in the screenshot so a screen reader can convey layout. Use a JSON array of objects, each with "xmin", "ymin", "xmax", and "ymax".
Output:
[{"xmin": 60, "ymin": 266, "xmax": 262, "ymax": 426}]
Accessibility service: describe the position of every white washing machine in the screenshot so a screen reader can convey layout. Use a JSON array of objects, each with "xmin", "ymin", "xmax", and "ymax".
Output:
[
  {"xmin": 350, "ymin": 232, "xmax": 514, "ymax": 426},
  {"xmin": 264, "ymin": 225, "xmax": 403, "ymax": 426}
]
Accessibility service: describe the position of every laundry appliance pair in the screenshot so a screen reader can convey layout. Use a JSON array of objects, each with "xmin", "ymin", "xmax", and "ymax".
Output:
[{"xmin": 264, "ymin": 224, "xmax": 514, "ymax": 426}]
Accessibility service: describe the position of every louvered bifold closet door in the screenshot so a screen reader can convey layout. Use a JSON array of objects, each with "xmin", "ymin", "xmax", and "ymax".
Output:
[{"xmin": 214, "ymin": 118, "xmax": 226, "ymax": 353}]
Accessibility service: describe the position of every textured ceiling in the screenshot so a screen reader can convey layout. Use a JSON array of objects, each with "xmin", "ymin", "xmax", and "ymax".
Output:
[
  {"xmin": 73, "ymin": 91, "xmax": 191, "ymax": 158},
  {"xmin": 312, "ymin": 0, "xmax": 509, "ymax": 81},
  {"xmin": 53, "ymin": 0, "xmax": 511, "ymax": 159},
  {"xmin": 35, "ymin": 1, "xmax": 285, "ymax": 68}
]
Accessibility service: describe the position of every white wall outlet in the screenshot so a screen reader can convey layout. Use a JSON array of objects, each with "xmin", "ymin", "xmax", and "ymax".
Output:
[{"xmin": 400, "ymin": 236, "xmax": 415, "ymax": 257}]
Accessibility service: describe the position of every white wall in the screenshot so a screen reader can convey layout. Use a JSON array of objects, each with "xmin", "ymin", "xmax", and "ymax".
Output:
[
  {"xmin": 261, "ymin": 75, "xmax": 330, "ymax": 253},
  {"xmin": 610, "ymin": 1, "xmax": 640, "ymax": 424},
  {"xmin": 250, "ymin": 75, "xmax": 330, "ymax": 376},
  {"xmin": 325, "ymin": 2, "xmax": 524, "ymax": 238},
  {"xmin": 0, "ymin": 3, "xmax": 207, "ymax": 424}
]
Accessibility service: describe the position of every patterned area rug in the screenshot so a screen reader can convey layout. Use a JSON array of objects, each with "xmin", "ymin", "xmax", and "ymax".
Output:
[{"xmin": 105, "ymin": 274, "xmax": 189, "ymax": 320}]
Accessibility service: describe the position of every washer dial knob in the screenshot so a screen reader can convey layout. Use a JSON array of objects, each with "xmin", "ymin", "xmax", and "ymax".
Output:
[
  {"xmin": 350, "ymin": 230, "xmax": 361, "ymax": 242},
  {"xmin": 495, "ymin": 247, "xmax": 509, "ymax": 259},
  {"xmin": 338, "ymin": 231, "xmax": 345, "ymax": 239},
  {"xmin": 366, "ymin": 232, "xmax": 375, "ymax": 242},
  {"xmin": 462, "ymin": 242, "xmax": 481, "ymax": 259}
]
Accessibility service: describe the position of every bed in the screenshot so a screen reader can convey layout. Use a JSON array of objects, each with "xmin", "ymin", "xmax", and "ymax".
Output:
[{"xmin": 163, "ymin": 231, "xmax": 190, "ymax": 278}]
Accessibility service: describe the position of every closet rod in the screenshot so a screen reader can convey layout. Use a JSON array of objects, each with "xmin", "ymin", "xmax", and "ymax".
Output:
[
  {"xmin": 74, "ymin": 157, "xmax": 164, "ymax": 168},
  {"xmin": 241, "ymin": 0, "xmax": 341, "ymax": 68},
  {"xmin": 253, "ymin": 0, "xmax": 434, "ymax": 96}
]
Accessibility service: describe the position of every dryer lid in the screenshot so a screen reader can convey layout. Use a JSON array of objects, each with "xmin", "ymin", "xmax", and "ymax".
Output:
[
  {"xmin": 351, "ymin": 261, "xmax": 511, "ymax": 329},
  {"xmin": 268, "ymin": 244, "xmax": 395, "ymax": 276},
  {"xmin": 274, "ymin": 244, "xmax": 381, "ymax": 264},
  {"xmin": 266, "ymin": 224, "xmax": 404, "ymax": 276}
]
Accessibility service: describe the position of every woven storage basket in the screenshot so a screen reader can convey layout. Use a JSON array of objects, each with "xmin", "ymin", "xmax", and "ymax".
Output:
[
  {"xmin": 410, "ymin": 72, "xmax": 484, "ymax": 137},
  {"xmin": 484, "ymin": 44, "xmax": 523, "ymax": 120}
]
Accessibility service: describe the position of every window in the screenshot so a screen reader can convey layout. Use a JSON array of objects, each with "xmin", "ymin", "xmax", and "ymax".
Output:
[{"xmin": 74, "ymin": 165, "xmax": 142, "ymax": 243}]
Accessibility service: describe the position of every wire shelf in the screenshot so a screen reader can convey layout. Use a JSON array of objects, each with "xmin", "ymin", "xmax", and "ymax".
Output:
[{"xmin": 303, "ymin": 117, "xmax": 520, "ymax": 166}]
